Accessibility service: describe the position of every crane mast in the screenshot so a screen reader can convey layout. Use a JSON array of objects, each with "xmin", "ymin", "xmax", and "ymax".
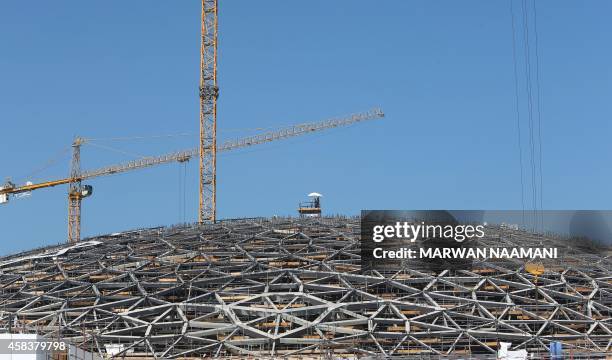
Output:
[
  {"xmin": 67, "ymin": 137, "xmax": 92, "ymax": 243},
  {"xmin": 199, "ymin": 0, "xmax": 219, "ymax": 224},
  {"xmin": 67, "ymin": 138, "xmax": 82, "ymax": 243}
]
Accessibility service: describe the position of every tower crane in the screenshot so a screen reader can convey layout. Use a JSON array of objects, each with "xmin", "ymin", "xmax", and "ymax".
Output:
[
  {"xmin": 199, "ymin": 0, "xmax": 219, "ymax": 224},
  {"xmin": 68, "ymin": 137, "xmax": 88, "ymax": 243},
  {"xmin": 1, "ymin": 108, "xmax": 384, "ymax": 243}
]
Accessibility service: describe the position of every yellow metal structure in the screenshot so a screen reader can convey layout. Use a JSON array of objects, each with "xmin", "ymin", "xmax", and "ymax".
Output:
[
  {"xmin": 1, "ymin": 109, "xmax": 384, "ymax": 242},
  {"xmin": 199, "ymin": 0, "xmax": 219, "ymax": 224},
  {"xmin": 525, "ymin": 261, "xmax": 545, "ymax": 276},
  {"xmin": 68, "ymin": 137, "xmax": 84, "ymax": 243}
]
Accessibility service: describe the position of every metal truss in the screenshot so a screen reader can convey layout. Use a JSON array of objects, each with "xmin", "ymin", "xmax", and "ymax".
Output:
[
  {"xmin": 0, "ymin": 218, "xmax": 610, "ymax": 358},
  {"xmin": 198, "ymin": 0, "xmax": 219, "ymax": 224}
]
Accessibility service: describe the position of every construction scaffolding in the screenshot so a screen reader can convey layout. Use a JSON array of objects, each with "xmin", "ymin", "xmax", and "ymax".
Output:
[{"xmin": 0, "ymin": 217, "xmax": 610, "ymax": 358}]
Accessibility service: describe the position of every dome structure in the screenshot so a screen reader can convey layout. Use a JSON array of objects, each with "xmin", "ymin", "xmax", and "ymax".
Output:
[{"xmin": 0, "ymin": 218, "xmax": 610, "ymax": 358}]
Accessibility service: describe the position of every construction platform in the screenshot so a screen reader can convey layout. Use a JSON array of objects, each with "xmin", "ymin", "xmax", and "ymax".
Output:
[{"xmin": 0, "ymin": 217, "xmax": 610, "ymax": 359}]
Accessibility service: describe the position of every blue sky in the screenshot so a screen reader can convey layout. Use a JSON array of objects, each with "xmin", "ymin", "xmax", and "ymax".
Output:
[{"xmin": 1, "ymin": 1, "xmax": 610, "ymax": 254}]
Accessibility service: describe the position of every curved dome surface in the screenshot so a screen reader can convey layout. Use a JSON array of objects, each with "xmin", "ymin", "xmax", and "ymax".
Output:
[{"xmin": 0, "ymin": 218, "xmax": 610, "ymax": 358}]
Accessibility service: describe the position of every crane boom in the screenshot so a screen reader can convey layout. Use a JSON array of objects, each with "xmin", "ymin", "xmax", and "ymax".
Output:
[
  {"xmin": 218, "ymin": 108, "xmax": 384, "ymax": 152},
  {"xmin": 1, "ymin": 109, "xmax": 383, "ymax": 197}
]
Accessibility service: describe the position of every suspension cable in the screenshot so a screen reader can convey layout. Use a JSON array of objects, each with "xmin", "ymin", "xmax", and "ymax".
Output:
[
  {"xmin": 510, "ymin": 0, "xmax": 526, "ymax": 225},
  {"xmin": 532, "ymin": 0, "xmax": 545, "ymax": 229},
  {"xmin": 86, "ymin": 141, "xmax": 145, "ymax": 159},
  {"xmin": 18, "ymin": 146, "xmax": 71, "ymax": 183},
  {"xmin": 521, "ymin": 0, "xmax": 539, "ymax": 231},
  {"xmin": 86, "ymin": 133, "xmax": 193, "ymax": 142}
]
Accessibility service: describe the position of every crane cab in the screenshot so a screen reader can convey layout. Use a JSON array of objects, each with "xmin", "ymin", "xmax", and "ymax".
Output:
[
  {"xmin": 81, "ymin": 185, "xmax": 93, "ymax": 198},
  {"xmin": 69, "ymin": 184, "xmax": 93, "ymax": 200}
]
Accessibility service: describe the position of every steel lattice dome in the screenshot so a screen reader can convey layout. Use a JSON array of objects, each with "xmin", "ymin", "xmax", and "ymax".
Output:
[{"xmin": 0, "ymin": 217, "xmax": 610, "ymax": 359}]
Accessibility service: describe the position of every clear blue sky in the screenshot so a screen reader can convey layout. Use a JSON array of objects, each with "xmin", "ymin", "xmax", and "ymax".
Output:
[{"xmin": 1, "ymin": 1, "xmax": 610, "ymax": 254}]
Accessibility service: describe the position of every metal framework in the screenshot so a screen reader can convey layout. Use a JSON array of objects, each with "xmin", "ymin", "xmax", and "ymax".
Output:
[
  {"xmin": 199, "ymin": 0, "xmax": 219, "ymax": 224},
  {"xmin": 79, "ymin": 108, "xmax": 382, "ymax": 184},
  {"xmin": 0, "ymin": 218, "xmax": 610, "ymax": 358},
  {"xmin": 3, "ymin": 110, "xmax": 381, "ymax": 198},
  {"xmin": 67, "ymin": 137, "xmax": 84, "ymax": 244},
  {"xmin": 1, "ymin": 109, "xmax": 382, "ymax": 244}
]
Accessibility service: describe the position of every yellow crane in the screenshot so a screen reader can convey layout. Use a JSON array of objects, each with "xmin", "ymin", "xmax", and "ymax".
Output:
[
  {"xmin": 1, "ymin": 108, "xmax": 383, "ymax": 243},
  {"xmin": 199, "ymin": 0, "xmax": 219, "ymax": 224}
]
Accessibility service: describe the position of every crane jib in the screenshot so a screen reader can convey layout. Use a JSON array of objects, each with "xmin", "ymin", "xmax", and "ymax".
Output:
[{"xmin": 1, "ymin": 109, "xmax": 383, "ymax": 198}]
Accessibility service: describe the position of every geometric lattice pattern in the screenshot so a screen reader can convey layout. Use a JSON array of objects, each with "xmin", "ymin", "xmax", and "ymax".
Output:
[{"xmin": 0, "ymin": 218, "xmax": 610, "ymax": 358}]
